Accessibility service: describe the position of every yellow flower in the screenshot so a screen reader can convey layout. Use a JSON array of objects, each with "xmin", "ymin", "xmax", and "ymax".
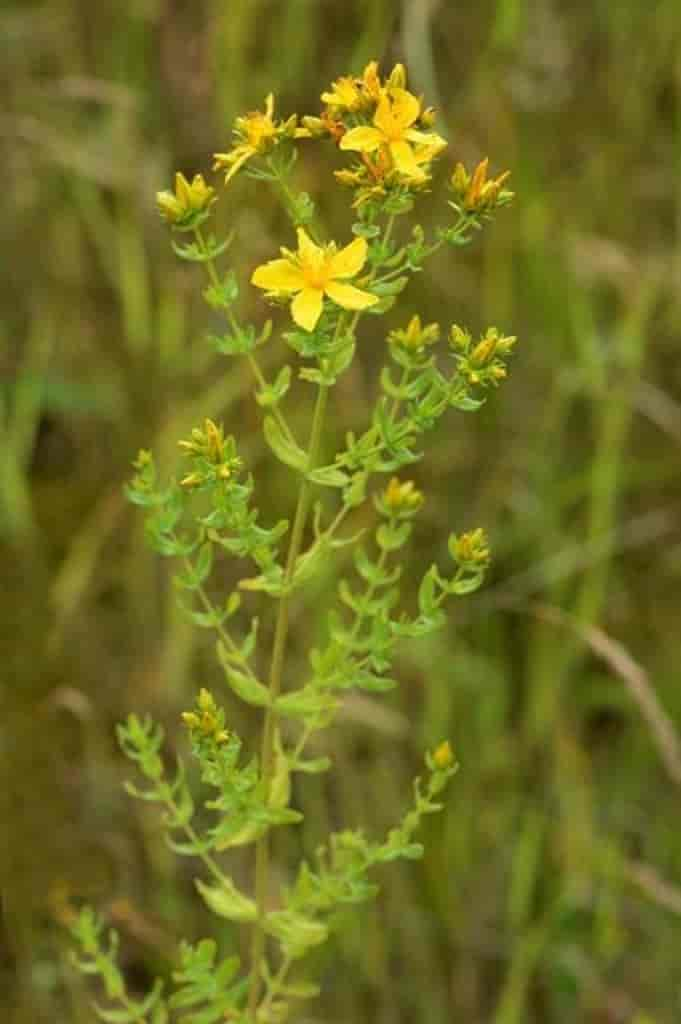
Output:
[
  {"xmin": 361, "ymin": 60, "xmax": 382, "ymax": 103},
  {"xmin": 213, "ymin": 94, "xmax": 289, "ymax": 183},
  {"xmin": 321, "ymin": 75, "xmax": 362, "ymax": 111},
  {"xmin": 339, "ymin": 88, "xmax": 446, "ymax": 180},
  {"xmin": 251, "ymin": 227, "xmax": 378, "ymax": 332},
  {"xmin": 156, "ymin": 172, "xmax": 216, "ymax": 226}
]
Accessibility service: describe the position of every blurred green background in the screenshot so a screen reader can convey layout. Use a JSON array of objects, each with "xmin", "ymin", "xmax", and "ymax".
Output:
[{"xmin": 2, "ymin": 1, "xmax": 681, "ymax": 1021}]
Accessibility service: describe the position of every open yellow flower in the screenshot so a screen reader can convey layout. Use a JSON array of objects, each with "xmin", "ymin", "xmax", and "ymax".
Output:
[
  {"xmin": 340, "ymin": 88, "xmax": 446, "ymax": 180},
  {"xmin": 213, "ymin": 94, "xmax": 287, "ymax": 183},
  {"xmin": 321, "ymin": 75, "xmax": 362, "ymax": 111},
  {"xmin": 251, "ymin": 228, "xmax": 378, "ymax": 332}
]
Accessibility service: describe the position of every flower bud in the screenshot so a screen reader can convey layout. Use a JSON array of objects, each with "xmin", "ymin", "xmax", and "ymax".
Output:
[
  {"xmin": 157, "ymin": 172, "xmax": 216, "ymax": 227},
  {"xmin": 450, "ymin": 162, "xmax": 470, "ymax": 200},
  {"xmin": 449, "ymin": 324, "xmax": 471, "ymax": 353},
  {"xmin": 389, "ymin": 315, "xmax": 440, "ymax": 351},
  {"xmin": 387, "ymin": 63, "xmax": 407, "ymax": 90},
  {"xmin": 361, "ymin": 60, "xmax": 382, "ymax": 102},
  {"xmin": 300, "ymin": 116, "xmax": 327, "ymax": 138},
  {"xmin": 383, "ymin": 477, "xmax": 423, "ymax": 514},
  {"xmin": 470, "ymin": 330, "xmax": 498, "ymax": 367},
  {"xmin": 433, "ymin": 740, "xmax": 454, "ymax": 769},
  {"xmin": 179, "ymin": 472, "xmax": 204, "ymax": 489},
  {"xmin": 449, "ymin": 528, "xmax": 490, "ymax": 567},
  {"xmin": 198, "ymin": 688, "xmax": 216, "ymax": 713}
]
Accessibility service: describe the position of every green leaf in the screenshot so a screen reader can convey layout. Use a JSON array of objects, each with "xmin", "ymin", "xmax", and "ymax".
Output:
[
  {"xmin": 449, "ymin": 573, "xmax": 485, "ymax": 595},
  {"xmin": 275, "ymin": 687, "xmax": 339, "ymax": 720},
  {"xmin": 265, "ymin": 910, "xmax": 329, "ymax": 959},
  {"xmin": 203, "ymin": 270, "xmax": 239, "ymax": 310},
  {"xmin": 418, "ymin": 567, "xmax": 437, "ymax": 616},
  {"xmin": 217, "ymin": 650, "xmax": 271, "ymax": 707},
  {"xmin": 256, "ymin": 364, "xmax": 292, "ymax": 408},
  {"xmin": 174, "ymin": 543, "xmax": 213, "ymax": 590},
  {"xmin": 171, "ymin": 233, "xmax": 233, "ymax": 262},
  {"xmin": 280, "ymin": 980, "xmax": 321, "ymax": 1000},
  {"xmin": 263, "ymin": 415, "xmax": 308, "ymax": 472},
  {"xmin": 376, "ymin": 521, "xmax": 412, "ymax": 552},
  {"xmin": 196, "ymin": 878, "xmax": 257, "ymax": 923},
  {"xmin": 307, "ymin": 464, "xmax": 350, "ymax": 488},
  {"xmin": 372, "ymin": 275, "xmax": 409, "ymax": 297}
]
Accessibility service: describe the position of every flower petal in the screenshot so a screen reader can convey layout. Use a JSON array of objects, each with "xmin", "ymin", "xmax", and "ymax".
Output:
[
  {"xmin": 265, "ymin": 93, "xmax": 275, "ymax": 118},
  {"xmin": 390, "ymin": 88, "xmax": 420, "ymax": 128},
  {"xmin": 372, "ymin": 93, "xmax": 395, "ymax": 137},
  {"xmin": 389, "ymin": 139, "xmax": 421, "ymax": 178},
  {"xmin": 328, "ymin": 236, "xmax": 367, "ymax": 280},
  {"xmin": 296, "ymin": 227, "xmax": 325, "ymax": 273},
  {"xmin": 223, "ymin": 145, "xmax": 255, "ymax": 183},
  {"xmin": 405, "ymin": 128, "xmax": 447, "ymax": 153},
  {"xmin": 339, "ymin": 126, "xmax": 384, "ymax": 153},
  {"xmin": 251, "ymin": 259, "xmax": 305, "ymax": 292},
  {"xmin": 325, "ymin": 281, "xmax": 378, "ymax": 311},
  {"xmin": 291, "ymin": 287, "xmax": 324, "ymax": 331}
]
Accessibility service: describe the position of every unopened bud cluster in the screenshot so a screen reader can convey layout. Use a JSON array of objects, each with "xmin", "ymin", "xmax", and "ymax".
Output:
[
  {"xmin": 181, "ymin": 688, "xmax": 230, "ymax": 745},
  {"xmin": 178, "ymin": 418, "xmax": 242, "ymax": 489},
  {"xmin": 380, "ymin": 477, "xmax": 424, "ymax": 517},
  {"xmin": 449, "ymin": 158, "xmax": 513, "ymax": 215},
  {"xmin": 448, "ymin": 528, "xmax": 490, "ymax": 570},
  {"xmin": 388, "ymin": 315, "xmax": 440, "ymax": 352},
  {"xmin": 156, "ymin": 172, "xmax": 216, "ymax": 228},
  {"xmin": 450, "ymin": 325, "xmax": 516, "ymax": 387}
]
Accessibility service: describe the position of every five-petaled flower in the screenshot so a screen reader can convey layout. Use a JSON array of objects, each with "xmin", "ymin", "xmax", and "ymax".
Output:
[
  {"xmin": 251, "ymin": 228, "xmax": 378, "ymax": 332},
  {"xmin": 214, "ymin": 94, "xmax": 291, "ymax": 184},
  {"xmin": 340, "ymin": 88, "xmax": 446, "ymax": 181}
]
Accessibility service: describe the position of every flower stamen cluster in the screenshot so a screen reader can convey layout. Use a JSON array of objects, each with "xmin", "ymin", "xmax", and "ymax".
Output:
[{"xmin": 450, "ymin": 325, "xmax": 516, "ymax": 387}]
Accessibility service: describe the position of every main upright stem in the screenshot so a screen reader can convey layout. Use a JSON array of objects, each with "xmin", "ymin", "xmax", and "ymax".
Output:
[{"xmin": 247, "ymin": 381, "xmax": 329, "ymax": 1016}]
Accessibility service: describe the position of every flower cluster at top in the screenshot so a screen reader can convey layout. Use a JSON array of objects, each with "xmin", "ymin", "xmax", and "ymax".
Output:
[
  {"xmin": 156, "ymin": 60, "xmax": 513, "ymax": 333},
  {"xmin": 209, "ymin": 61, "xmax": 448, "ymax": 204}
]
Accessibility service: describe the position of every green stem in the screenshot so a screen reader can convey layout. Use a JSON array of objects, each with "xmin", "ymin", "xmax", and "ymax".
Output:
[
  {"xmin": 193, "ymin": 228, "xmax": 296, "ymax": 445},
  {"xmin": 194, "ymin": 577, "xmax": 259, "ymax": 680},
  {"xmin": 248, "ymin": 380, "xmax": 330, "ymax": 1017},
  {"xmin": 162, "ymin": 790, "xmax": 230, "ymax": 888},
  {"xmin": 258, "ymin": 953, "xmax": 294, "ymax": 1018}
]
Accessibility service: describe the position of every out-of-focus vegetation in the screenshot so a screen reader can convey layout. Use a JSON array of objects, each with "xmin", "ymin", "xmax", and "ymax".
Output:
[{"xmin": 2, "ymin": 1, "xmax": 681, "ymax": 1022}]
